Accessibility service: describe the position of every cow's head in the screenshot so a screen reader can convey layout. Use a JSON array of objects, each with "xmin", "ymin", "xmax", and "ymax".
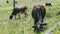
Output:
[
  {"xmin": 32, "ymin": 20, "xmax": 47, "ymax": 32},
  {"xmin": 9, "ymin": 15, "xmax": 13, "ymax": 19}
]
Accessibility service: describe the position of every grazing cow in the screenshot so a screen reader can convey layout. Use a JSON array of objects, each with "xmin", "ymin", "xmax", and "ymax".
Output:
[
  {"xmin": 6, "ymin": 0, "xmax": 9, "ymax": 4},
  {"xmin": 9, "ymin": 6, "xmax": 27, "ymax": 19},
  {"xmin": 45, "ymin": 2, "xmax": 52, "ymax": 6},
  {"xmin": 32, "ymin": 5, "xmax": 47, "ymax": 32}
]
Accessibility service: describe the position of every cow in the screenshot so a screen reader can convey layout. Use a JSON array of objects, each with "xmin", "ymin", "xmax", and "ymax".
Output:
[
  {"xmin": 9, "ymin": 6, "xmax": 27, "ymax": 19},
  {"xmin": 32, "ymin": 5, "xmax": 47, "ymax": 32},
  {"xmin": 45, "ymin": 2, "xmax": 52, "ymax": 6}
]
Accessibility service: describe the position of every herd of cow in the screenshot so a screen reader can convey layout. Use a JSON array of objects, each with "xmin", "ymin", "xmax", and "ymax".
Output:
[{"xmin": 8, "ymin": 1, "xmax": 52, "ymax": 32}]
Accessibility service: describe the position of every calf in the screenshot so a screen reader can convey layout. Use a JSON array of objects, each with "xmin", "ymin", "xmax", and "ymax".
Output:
[
  {"xmin": 9, "ymin": 6, "xmax": 27, "ymax": 19},
  {"xmin": 32, "ymin": 5, "xmax": 47, "ymax": 32}
]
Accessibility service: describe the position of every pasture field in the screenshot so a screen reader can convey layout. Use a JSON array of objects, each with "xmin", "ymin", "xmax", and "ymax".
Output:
[{"xmin": 0, "ymin": 0, "xmax": 60, "ymax": 34}]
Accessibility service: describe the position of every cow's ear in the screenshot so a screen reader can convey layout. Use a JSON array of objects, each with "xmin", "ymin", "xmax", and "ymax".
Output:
[
  {"xmin": 32, "ymin": 26, "xmax": 35, "ymax": 28},
  {"xmin": 42, "ymin": 23, "xmax": 47, "ymax": 25}
]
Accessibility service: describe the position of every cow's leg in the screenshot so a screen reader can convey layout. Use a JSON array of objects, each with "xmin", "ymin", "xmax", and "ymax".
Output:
[
  {"xmin": 24, "ymin": 12, "xmax": 27, "ymax": 18},
  {"xmin": 25, "ymin": 12, "xmax": 27, "ymax": 18},
  {"xmin": 18, "ymin": 14, "xmax": 21, "ymax": 19},
  {"xmin": 34, "ymin": 19, "xmax": 37, "ymax": 25},
  {"xmin": 34, "ymin": 19, "xmax": 38, "ymax": 32},
  {"xmin": 15, "ymin": 15, "xmax": 16, "ymax": 19}
]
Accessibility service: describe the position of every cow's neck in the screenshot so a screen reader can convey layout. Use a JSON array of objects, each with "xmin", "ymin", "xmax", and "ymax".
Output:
[{"xmin": 38, "ymin": 16, "xmax": 43, "ymax": 24}]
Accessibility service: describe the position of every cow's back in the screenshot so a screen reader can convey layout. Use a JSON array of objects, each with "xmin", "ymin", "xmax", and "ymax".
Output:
[{"xmin": 32, "ymin": 5, "xmax": 46, "ymax": 19}]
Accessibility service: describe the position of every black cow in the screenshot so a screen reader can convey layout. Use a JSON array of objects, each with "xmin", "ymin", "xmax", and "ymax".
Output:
[
  {"xmin": 32, "ymin": 5, "xmax": 47, "ymax": 32},
  {"xmin": 45, "ymin": 2, "xmax": 52, "ymax": 6},
  {"xmin": 9, "ymin": 6, "xmax": 27, "ymax": 19}
]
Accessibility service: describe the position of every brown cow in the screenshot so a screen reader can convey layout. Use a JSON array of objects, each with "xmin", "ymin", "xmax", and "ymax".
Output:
[{"xmin": 9, "ymin": 6, "xmax": 27, "ymax": 19}]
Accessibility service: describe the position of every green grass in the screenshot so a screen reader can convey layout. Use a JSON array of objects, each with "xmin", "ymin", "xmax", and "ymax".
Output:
[{"xmin": 0, "ymin": 0, "xmax": 60, "ymax": 34}]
